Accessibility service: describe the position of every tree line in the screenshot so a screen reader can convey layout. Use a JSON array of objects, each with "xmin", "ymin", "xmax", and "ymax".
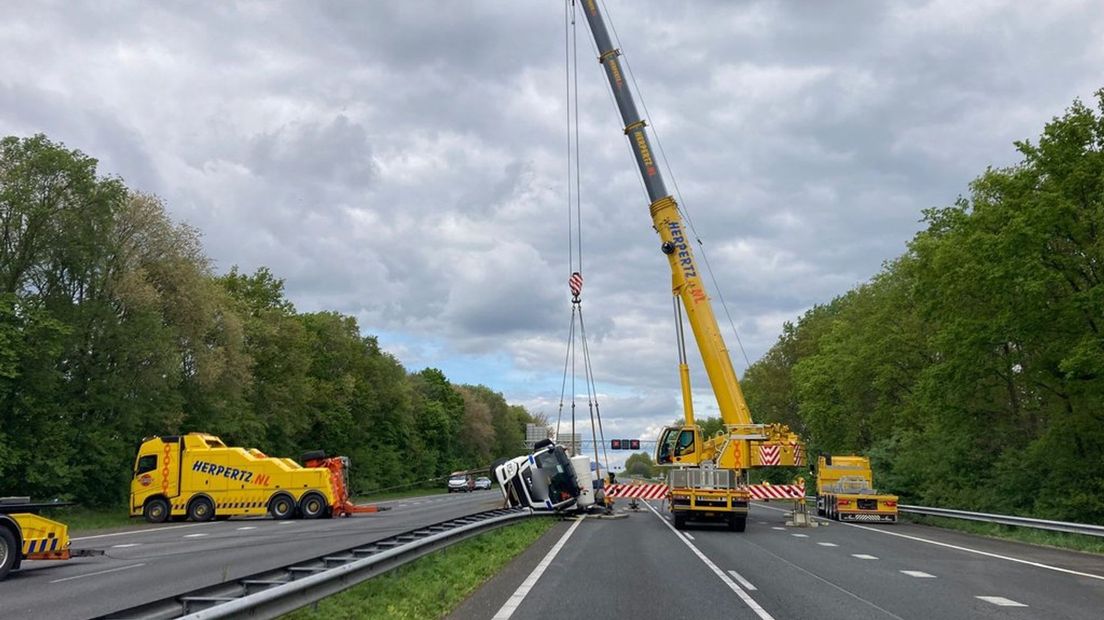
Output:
[
  {"xmin": 0, "ymin": 134, "xmax": 541, "ymax": 506},
  {"xmin": 741, "ymin": 92, "xmax": 1104, "ymax": 522}
]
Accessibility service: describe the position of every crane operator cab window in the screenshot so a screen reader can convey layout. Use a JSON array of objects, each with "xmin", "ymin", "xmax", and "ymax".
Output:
[
  {"xmin": 675, "ymin": 429, "xmax": 696, "ymax": 458},
  {"xmin": 657, "ymin": 427, "xmax": 677, "ymax": 464}
]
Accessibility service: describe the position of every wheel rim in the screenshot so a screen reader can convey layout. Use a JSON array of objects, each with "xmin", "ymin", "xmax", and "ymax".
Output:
[
  {"xmin": 277, "ymin": 499, "xmax": 290, "ymax": 515},
  {"xmin": 151, "ymin": 504, "xmax": 164, "ymax": 519},
  {"xmin": 0, "ymin": 538, "xmax": 8, "ymax": 567},
  {"xmin": 307, "ymin": 499, "xmax": 321, "ymax": 514}
]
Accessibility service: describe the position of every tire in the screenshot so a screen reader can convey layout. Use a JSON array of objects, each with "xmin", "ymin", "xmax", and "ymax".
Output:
[
  {"xmin": 300, "ymin": 450, "xmax": 326, "ymax": 462},
  {"xmin": 187, "ymin": 496, "xmax": 215, "ymax": 522},
  {"xmin": 143, "ymin": 497, "xmax": 171, "ymax": 524},
  {"xmin": 0, "ymin": 527, "xmax": 17, "ymax": 582},
  {"xmin": 269, "ymin": 493, "xmax": 297, "ymax": 520},
  {"xmin": 299, "ymin": 492, "xmax": 327, "ymax": 519},
  {"xmin": 728, "ymin": 514, "xmax": 747, "ymax": 532},
  {"xmin": 673, "ymin": 513, "xmax": 687, "ymax": 529}
]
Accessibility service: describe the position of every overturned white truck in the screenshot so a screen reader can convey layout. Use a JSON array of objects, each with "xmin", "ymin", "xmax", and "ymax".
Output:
[{"xmin": 493, "ymin": 440, "xmax": 602, "ymax": 512}]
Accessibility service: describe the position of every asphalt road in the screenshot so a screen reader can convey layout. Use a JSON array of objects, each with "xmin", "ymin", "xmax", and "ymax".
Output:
[
  {"xmin": 0, "ymin": 490, "xmax": 503, "ymax": 620},
  {"xmin": 460, "ymin": 501, "xmax": 1104, "ymax": 620}
]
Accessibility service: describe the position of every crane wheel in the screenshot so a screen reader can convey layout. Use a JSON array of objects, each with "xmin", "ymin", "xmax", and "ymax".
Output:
[
  {"xmin": 187, "ymin": 496, "xmax": 216, "ymax": 522},
  {"xmin": 268, "ymin": 493, "xmax": 297, "ymax": 520},
  {"xmin": 0, "ymin": 527, "xmax": 16, "ymax": 581},
  {"xmin": 144, "ymin": 497, "xmax": 171, "ymax": 523},
  {"xmin": 299, "ymin": 492, "xmax": 327, "ymax": 519}
]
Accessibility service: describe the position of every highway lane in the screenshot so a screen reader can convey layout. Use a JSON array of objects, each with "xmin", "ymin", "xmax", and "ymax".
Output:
[
  {"xmin": 490, "ymin": 501, "xmax": 1104, "ymax": 619},
  {"xmin": 0, "ymin": 490, "xmax": 502, "ymax": 620}
]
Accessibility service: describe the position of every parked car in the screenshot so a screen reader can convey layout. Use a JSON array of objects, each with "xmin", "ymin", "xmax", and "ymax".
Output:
[
  {"xmin": 447, "ymin": 473, "xmax": 475, "ymax": 493},
  {"xmin": 474, "ymin": 476, "xmax": 492, "ymax": 490}
]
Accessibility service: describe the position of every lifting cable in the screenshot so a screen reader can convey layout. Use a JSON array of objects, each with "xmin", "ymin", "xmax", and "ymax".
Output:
[
  {"xmin": 598, "ymin": 0, "xmax": 753, "ymax": 370},
  {"xmin": 555, "ymin": 0, "xmax": 610, "ymax": 482}
]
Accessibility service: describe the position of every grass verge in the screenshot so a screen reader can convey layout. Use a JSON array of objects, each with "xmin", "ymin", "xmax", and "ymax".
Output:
[
  {"xmin": 903, "ymin": 513, "xmax": 1104, "ymax": 555},
  {"xmin": 40, "ymin": 505, "xmax": 133, "ymax": 532},
  {"xmin": 283, "ymin": 516, "xmax": 556, "ymax": 620}
]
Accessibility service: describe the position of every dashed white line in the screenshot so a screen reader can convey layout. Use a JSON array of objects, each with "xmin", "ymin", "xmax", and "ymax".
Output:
[
  {"xmin": 71, "ymin": 522, "xmax": 211, "ymax": 541},
  {"xmin": 771, "ymin": 526, "xmax": 785, "ymax": 531},
  {"xmin": 976, "ymin": 596, "xmax": 1027, "ymax": 607},
  {"xmin": 236, "ymin": 526, "xmax": 256, "ymax": 531},
  {"xmin": 492, "ymin": 516, "xmax": 585, "ymax": 619},
  {"xmin": 279, "ymin": 521, "xmax": 295, "ymax": 525},
  {"xmin": 684, "ymin": 532, "xmax": 696, "ymax": 540},
  {"xmin": 791, "ymin": 533, "xmax": 809, "ymax": 538},
  {"xmin": 50, "ymin": 563, "xmax": 146, "ymax": 583},
  {"xmin": 643, "ymin": 502, "xmax": 775, "ymax": 620},
  {"xmin": 851, "ymin": 554, "xmax": 879, "ymax": 560},
  {"xmin": 727, "ymin": 570, "xmax": 758, "ymax": 591},
  {"xmin": 900, "ymin": 570, "xmax": 936, "ymax": 578},
  {"xmin": 183, "ymin": 533, "xmax": 208, "ymax": 538},
  {"xmin": 110, "ymin": 543, "xmax": 141, "ymax": 549},
  {"xmin": 817, "ymin": 542, "xmax": 838, "ymax": 547}
]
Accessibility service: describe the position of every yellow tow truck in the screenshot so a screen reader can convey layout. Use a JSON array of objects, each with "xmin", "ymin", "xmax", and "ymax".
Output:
[
  {"xmin": 0, "ymin": 497, "xmax": 102, "ymax": 581},
  {"xmin": 816, "ymin": 455, "xmax": 898, "ymax": 523},
  {"xmin": 130, "ymin": 433, "xmax": 387, "ymax": 523}
]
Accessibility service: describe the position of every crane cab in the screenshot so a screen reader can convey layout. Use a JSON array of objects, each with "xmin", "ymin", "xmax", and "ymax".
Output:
[{"xmin": 656, "ymin": 425, "xmax": 704, "ymax": 466}]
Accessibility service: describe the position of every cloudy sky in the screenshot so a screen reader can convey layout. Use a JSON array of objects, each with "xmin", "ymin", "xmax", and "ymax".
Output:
[{"xmin": 3, "ymin": 1, "xmax": 1102, "ymax": 459}]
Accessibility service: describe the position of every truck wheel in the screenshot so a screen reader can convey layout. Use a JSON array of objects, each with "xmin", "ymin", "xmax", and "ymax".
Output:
[
  {"xmin": 673, "ymin": 513, "xmax": 687, "ymax": 529},
  {"xmin": 187, "ymin": 496, "xmax": 215, "ymax": 522},
  {"xmin": 728, "ymin": 514, "xmax": 747, "ymax": 532},
  {"xmin": 0, "ymin": 527, "xmax": 16, "ymax": 581},
  {"xmin": 143, "ymin": 497, "xmax": 171, "ymax": 523},
  {"xmin": 269, "ymin": 494, "xmax": 296, "ymax": 520},
  {"xmin": 299, "ymin": 492, "xmax": 327, "ymax": 519}
]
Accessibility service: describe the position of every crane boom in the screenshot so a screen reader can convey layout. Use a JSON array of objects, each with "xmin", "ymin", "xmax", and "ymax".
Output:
[{"xmin": 579, "ymin": 0, "xmax": 752, "ymax": 426}]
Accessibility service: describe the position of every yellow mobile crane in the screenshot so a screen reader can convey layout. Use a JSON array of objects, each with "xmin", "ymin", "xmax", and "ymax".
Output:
[{"xmin": 578, "ymin": 0, "xmax": 803, "ymax": 531}]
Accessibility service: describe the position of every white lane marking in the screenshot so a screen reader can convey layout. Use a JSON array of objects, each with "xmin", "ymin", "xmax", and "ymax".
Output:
[
  {"xmin": 817, "ymin": 542, "xmax": 838, "ymax": 547},
  {"xmin": 900, "ymin": 570, "xmax": 936, "ymax": 578},
  {"xmin": 643, "ymin": 501, "xmax": 774, "ymax": 620},
  {"xmin": 852, "ymin": 554, "xmax": 879, "ymax": 560},
  {"xmin": 279, "ymin": 521, "xmax": 295, "ymax": 525},
  {"xmin": 727, "ymin": 570, "xmax": 758, "ymax": 591},
  {"xmin": 758, "ymin": 521, "xmax": 769, "ymax": 524},
  {"xmin": 753, "ymin": 503, "xmax": 1104, "ymax": 583},
  {"xmin": 839, "ymin": 518, "xmax": 1104, "ymax": 583},
  {"xmin": 684, "ymin": 532, "xmax": 696, "ymax": 540},
  {"xmin": 236, "ymin": 526, "xmax": 256, "ymax": 531},
  {"xmin": 976, "ymin": 596, "xmax": 1027, "ymax": 607},
  {"xmin": 791, "ymin": 533, "xmax": 809, "ymax": 538},
  {"xmin": 72, "ymin": 522, "xmax": 211, "ymax": 541},
  {"xmin": 110, "ymin": 543, "xmax": 140, "ymax": 548},
  {"xmin": 50, "ymin": 563, "xmax": 146, "ymax": 583},
  {"xmin": 184, "ymin": 533, "xmax": 208, "ymax": 538},
  {"xmin": 739, "ymin": 537, "xmax": 906, "ymax": 620},
  {"xmin": 492, "ymin": 516, "xmax": 585, "ymax": 620},
  {"xmin": 771, "ymin": 526, "xmax": 785, "ymax": 531}
]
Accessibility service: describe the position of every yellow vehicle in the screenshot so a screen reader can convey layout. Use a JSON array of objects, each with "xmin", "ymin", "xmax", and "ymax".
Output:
[
  {"xmin": 130, "ymin": 433, "xmax": 384, "ymax": 523},
  {"xmin": 0, "ymin": 498, "xmax": 101, "ymax": 581},
  {"xmin": 816, "ymin": 455, "xmax": 898, "ymax": 523},
  {"xmin": 579, "ymin": 0, "xmax": 804, "ymax": 532}
]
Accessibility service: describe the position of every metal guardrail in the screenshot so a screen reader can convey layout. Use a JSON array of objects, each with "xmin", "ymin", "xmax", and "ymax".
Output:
[
  {"xmin": 898, "ymin": 504, "xmax": 1104, "ymax": 538},
  {"xmin": 804, "ymin": 495, "xmax": 1104, "ymax": 538},
  {"xmin": 100, "ymin": 507, "xmax": 533, "ymax": 620}
]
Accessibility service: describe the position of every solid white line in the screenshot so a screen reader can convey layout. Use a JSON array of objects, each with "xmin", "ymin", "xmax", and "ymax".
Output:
[
  {"xmin": 50, "ymin": 563, "xmax": 146, "ymax": 583},
  {"xmin": 976, "ymin": 596, "xmax": 1027, "ymax": 607},
  {"xmin": 643, "ymin": 502, "xmax": 775, "ymax": 620},
  {"xmin": 71, "ymin": 522, "xmax": 211, "ymax": 541},
  {"xmin": 852, "ymin": 554, "xmax": 879, "ymax": 560},
  {"xmin": 492, "ymin": 516, "xmax": 585, "ymax": 620},
  {"xmin": 727, "ymin": 569, "xmax": 758, "ymax": 591},
  {"xmin": 900, "ymin": 570, "xmax": 936, "ymax": 578},
  {"xmin": 817, "ymin": 542, "xmax": 838, "ymax": 547},
  {"xmin": 754, "ymin": 503, "xmax": 1104, "ymax": 583},
  {"xmin": 110, "ymin": 543, "xmax": 140, "ymax": 548}
]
